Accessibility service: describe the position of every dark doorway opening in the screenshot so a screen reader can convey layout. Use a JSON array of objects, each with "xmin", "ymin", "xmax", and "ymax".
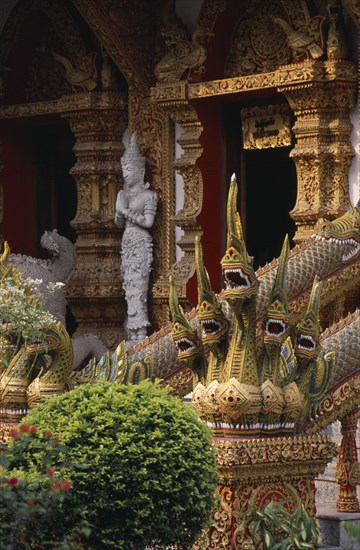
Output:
[
  {"xmin": 32, "ymin": 123, "xmax": 77, "ymax": 335},
  {"xmin": 223, "ymin": 102, "xmax": 297, "ymax": 270},
  {"xmin": 245, "ymin": 146, "xmax": 297, "ymax": 269},
  {"xmin": 32, "ymin": 123, "xmax": 77, "ymax": 258}
]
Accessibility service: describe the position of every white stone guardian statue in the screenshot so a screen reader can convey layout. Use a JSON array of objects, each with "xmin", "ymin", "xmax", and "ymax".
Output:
[{"xmin": 114, "ymin": 133, "xmax": 158, "ymax": 346}]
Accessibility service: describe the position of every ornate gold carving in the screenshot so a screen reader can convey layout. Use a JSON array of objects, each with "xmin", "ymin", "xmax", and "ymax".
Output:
[
  {"xmin": 154, "ymin": 0, "xmax": 224, "ymax": 84},
  {"xmin": 152, "ymin": 59, "xmax": 356, "ymax": 107},
  {"xmin": 128, "ymin": 93, "xmax": 176, "ymax": 319},
  {"xmin": 343, "ymin": 0, "xmax": 360, "ymax": 28},
  {"xmin": 60, "ymin": 91, "xmax": 128, "ymax": 348},
  {"xmin": 0, "ymin": 91, "xmax": 127, "ymax": 120},
  {"xmin": 189, "ymin": 73, "xmax": 278, "ymax": 99},
  {"xmin": 72, "ymin": 0, "xmax": 160, "ymax": 92},
  {"xmin": 336, "ymin": 408, "xmax": 360, "ymax": 512},
  {"xmin": 194, "ymin": 434, "xmax": 337, "ymax": 548},
  {"xmin": 0, "ymin": 0, "xmax": 100, "ymax": 103},
  {"xmin": 214, "ymin": 435, "xmax": 337, "ymax": 477},
  {"xmin": 278, "ymin": 60, "xmax": 357, "ymax": 241},
  {"xmin": 225, "ymin": 1, "xmax": 291, "ymax": 77},
  {"xmin": 155, "ymin": 25, "xmax": 213, "ymax": 83},
  {"xmin": 0, "ymin": 100, "xmax": 59, "ymax": 119},
  {"xmin": 52, "ymin": 52, "xmax": 97, "ymax": 93},
  {"xmin": 241, "ymin": 104, "xmax": 292, "ymax": 149},
  {"xmin": 197, "ymin": 0, "xmax": 227, "ymax": 33},
  {"xmin": 303, "ymin": 311, "xmax": 360, "ymax": 434},
  {"xmin": 146, "ymin": 99, "xmax": 203, "ymax": 288},
  {"xmin": 0, "ymin": 420, "xmax": 23, "ymax": 443}
]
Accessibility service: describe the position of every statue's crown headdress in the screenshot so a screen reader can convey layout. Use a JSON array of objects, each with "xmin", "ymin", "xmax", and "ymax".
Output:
[{"xmin": 121, "ymin": 133, "xmax": 145, "ymax": 169}]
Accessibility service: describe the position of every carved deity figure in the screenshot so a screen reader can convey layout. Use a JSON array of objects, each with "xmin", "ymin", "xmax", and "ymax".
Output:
[{"xmin": 115, "ymin": 134, "xmax": 158, "ymax": 346}]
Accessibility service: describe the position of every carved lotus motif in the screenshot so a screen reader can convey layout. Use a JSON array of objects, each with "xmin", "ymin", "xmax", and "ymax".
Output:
[
  {"xmin": 260, "ymin": 380, "xmax": 284, "ymax": 415},
  {"xmin": 192, "ymin": 382, "xmax": 206, "ymax": 414},
  {"xmin": 202, "ymin": 380, "xmax": 220, "ymax": 415},
  {"xmin": 217, "ymin": 378, "xmax": 261, "ymax": 421},
  {"xmin": 283, "ymin": 382, "xmax": 304, "ymax": 419}
]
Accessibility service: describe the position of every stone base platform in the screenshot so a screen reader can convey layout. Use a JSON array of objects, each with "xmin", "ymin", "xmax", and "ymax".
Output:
[{"xmin": 317, "ymin": 505, "xmax": 360, "ymax": 549}]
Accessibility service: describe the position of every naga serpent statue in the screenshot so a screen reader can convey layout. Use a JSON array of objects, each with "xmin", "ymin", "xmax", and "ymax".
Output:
[
  {"xmin": 67, "ymin": 175, "xmax": 360, "ymax": 546},
  {"xmin": 1, "ymin": 177, "xmax": 360, "ymax": 431},
  {"xmin": 1, "ymin": 175, "xmax": 360, "ymax": 543},
  {"xmin": 70, "ymin": 176, "xmax": 360, "ymax": 423},
  {"xmin": 0, "ymin": 246, "xmax": 73, "ymax": 432}
]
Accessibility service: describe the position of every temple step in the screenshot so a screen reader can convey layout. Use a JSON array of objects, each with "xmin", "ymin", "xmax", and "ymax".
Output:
[{"xmin": 317, "ymin": 506, "xmax": 360, "ymax": 550}]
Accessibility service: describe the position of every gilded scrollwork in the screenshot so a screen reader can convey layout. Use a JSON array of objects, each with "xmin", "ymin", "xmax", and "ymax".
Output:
[
  {"xmin": 128, "ymin": 94, "xmax": 176, "ymax": 296},
  {"xmin": 343, "ymin": 0, "xmax": 360, "ymax": 28},
  {"xmin": 278, "ymin": 60, "xmax": 357, "ymax": 241},
  {"xmin": 72, "ymin": 0, "xmax": 161, "ymax": 92},
  {"xmin": 197, "ymin": 0, "xmax": 227, "ymax": 34},
  {"xmin": 59, "ymin": 91, "xmax": 128, "ymax": 347},
  {"xmin": 192, "ymin": 434, "xmax": 336, "ymax": 547},
  {"xmin": 164, "ymin": 366, "xmax": 193, "ymax": 397},
  {"xmin": 335, "ymin": 408, "xmax": 360, "ymax": 512},
  {"xmin": 225, "ymin": 0, "xmax": 291, "ymax": 77}
]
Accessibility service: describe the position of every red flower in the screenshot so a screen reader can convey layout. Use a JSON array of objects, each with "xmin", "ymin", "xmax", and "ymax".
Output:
[
  {"xmin": 26, "ymin": 499, "xmax": 34, "ymax": 506},
  {"xmin": 8, "ymin": 429, "xmax": 19, "ymax": 439},
  {"xmin": 19, "ymin": 424, "xmax": 30, "ymax": 433},
  {"xmin": 4, "ymin": 477, "xmax": 20, "ymax": 486},
  {"xmin": 44, "ymin": 429, "xmax": 52, "ymax": 439},
  {"xmin": 29, "ymin": 426, "xmax": 37, "ymax": 435},
  {"xmin": 47, "ymin": 467, "xmax": 55, "ymax": 477},
  {"xmin": 51, "ymin": 480, "xmax": 72, "ymax": 492}
]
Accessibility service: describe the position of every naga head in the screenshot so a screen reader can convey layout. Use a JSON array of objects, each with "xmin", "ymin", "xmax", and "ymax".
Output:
[
  {"xmin": 169, "ymin": 276, "xmax": 203, "ymax": 364},
  {"xmin": 313, "ymin": 201, "xmax": 360, "ymax": 263},
  {"xmin": 25, "ymin": 322, "xmax": 67, "ymax": 355},
  {"xmin": 264, "ymin": 235, "xmax": 290, "ymax": 347},
  {"xmin": 195, "ymin": 236, "xmax": 228, "ymax": 346},
  {"xmin": 221, "ymin": 175, "xmax": 258, "ymax": 307},
  {"xmin": 295, "ymin": 276, "xmax": 322, "ymax": 362}
]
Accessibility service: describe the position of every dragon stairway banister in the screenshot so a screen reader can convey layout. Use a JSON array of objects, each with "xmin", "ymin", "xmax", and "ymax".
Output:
[
  {"xmin": 171, "ymin": 174, "xmax": 342, "ymax": 548},
  {"xmin": 304, "ymin": 308, "xmax": 360, "ymax": 434},
  {"xmin": 69, "ymin": 194, "xmax": 360, "ymax": 399}
]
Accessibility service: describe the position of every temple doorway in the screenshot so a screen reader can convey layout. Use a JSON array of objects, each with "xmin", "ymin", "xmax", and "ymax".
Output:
[
  {"xmin": 32, "ymin": 122, "xmax": 77, "ymax": 258},
  {"xmin": 244, "ymin": 146, "xmax": 297, "ymax": 269},
  {"xmin": 223, "ymin": 102, "xmax": 297, "ymax": 269}
]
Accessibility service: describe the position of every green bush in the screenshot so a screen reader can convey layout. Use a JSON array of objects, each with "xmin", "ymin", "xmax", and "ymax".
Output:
[{"xmin": 20, "ymin": 380, "xmax": 218, "ymax": 549}]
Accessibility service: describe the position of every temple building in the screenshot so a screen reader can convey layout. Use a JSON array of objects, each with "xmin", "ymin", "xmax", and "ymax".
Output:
[
  {"xmin": 0, "ymin": 0, "xmax": 360, "ymax": 525},
  {"xmin": 0, "ymin": 0, "xmax": 358, "ymax": 346}
]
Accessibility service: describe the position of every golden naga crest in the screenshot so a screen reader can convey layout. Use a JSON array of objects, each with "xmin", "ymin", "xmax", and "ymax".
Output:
[
  {"xmin": 170, "ymin": 175, "xmax": 335, "ymax": 436},
  {"xmin": 0, "ymin": 242, "xmax": 73, "ymax": 426}
]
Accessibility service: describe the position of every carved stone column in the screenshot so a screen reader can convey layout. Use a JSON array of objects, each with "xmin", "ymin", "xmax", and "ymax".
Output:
[
  {"xmin": 336, "ymin": 408, "xmax": 360, "ymax": 512},
  {"xmin": 59, "ymin": 91, "xmax": 128, "ymax": 349},
  {"xmin": 278, "ymin": 60, "xmax": 357, "ymax": 242}
]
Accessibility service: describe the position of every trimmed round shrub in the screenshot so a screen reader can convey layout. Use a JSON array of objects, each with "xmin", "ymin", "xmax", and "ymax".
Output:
[{"xmin": 22, "ymin": 380, "xmax": 218, "ymax": 549}]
